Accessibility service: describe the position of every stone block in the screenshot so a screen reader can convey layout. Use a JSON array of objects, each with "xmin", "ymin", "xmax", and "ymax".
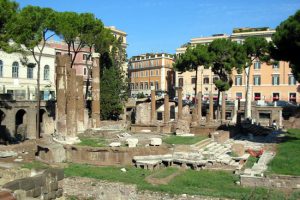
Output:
[
  {"xmin": 231, "ymin": 143, "xmax": 245, "ymax": 157},
  {"xmin": 49, "ymin": 182, "xmax": 58, "ymax": 191},
  {"xmin": 126, "ymin": 138, "xmax": 138, "ymax": 148},
  {"xmin": 211, "ymin": 131, "xmax": 229, "ymax": 144},
  {"xmin": 19, "ymin": 178, "xmax": 35, "ymax": 191},
  {"xmin": 109, "ymin": 142, "xmax": 121, "ymax": 147},
  {"xmin": 150, "ymin": 138, "xmax": 162, "ymax": 146},
  {"xmin": 3, "ymin": 180, "xmax": 20, "ymax": 191},
  {"xmin": 55, "ymin": 188, "xmax": 63, "ymax": 198},
  {"xmin": 32, "ymin": 187, "xmax": 41, "ymax": 198},
  {"xmin": 175, "ymin": 119, "xmax": 190, "ymax": 135}
]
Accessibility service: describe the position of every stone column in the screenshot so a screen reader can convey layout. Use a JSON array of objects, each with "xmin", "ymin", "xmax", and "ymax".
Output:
[
  {"xmin": 209, "ymin": 91, "xmax": 214, "ymax": 121},
  {"xmin": 221, "ymin": 91, "xmax": 226, "ymax": 123},
  {"xmin": 66, "ymin": 67, "xmax": 77, "ymax": 137},
  {"xmin": 55, "ymin": 56, "xmax": 69, "ymax": 137},
  {"xmin": 178, "ymin": 88, "xmax": 183, "ymax": 120},
  {"xmin": 231, "ymin": 99, "xmax": 238, "ymax": 124},
  {"xmin": 76, "ymin": 76, "xmax": 85, "ymax": 132},
  {"xmin": 91, "ymin": 53, "xmax": 101, "ymax": 128},
  {"xmin": 197, "ymin": 91, "xmax": 202, "ymax": 123},
  {"xmin": 164, "ymin": 94, "xmax": 170, "ymax": 123},
  {"xmin": 151, "ymin": 89, "xmax": 156, "ymax": 122}
]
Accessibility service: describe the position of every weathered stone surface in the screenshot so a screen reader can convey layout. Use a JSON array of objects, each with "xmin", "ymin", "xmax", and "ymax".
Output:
[
  {"xmin": 150, "ymin": 138, "xmax": 162, "ymax": 146},
  {"xmin": 66, "ymin": 68, "xmax": 77, "ymax": 137},
  {"xmin": 231, "ymin": 143, "xmax": 245, "ymax": 157},
  {"xmin": 0, "ymin": 151, "xmax": 17, "ymax": 158},
  {"xmin": 211, "ymin": 131, "xmax": 229, "ymax": 144},
  {"xmin": 76, "ymin": 76, "xmax": 85, "ymax": 132},
  {"xmin": 109, "ymin": 142, "xmax": 121, "ymax": 147},
  {"xmin": 177, "ymin": 88, "xmax": 183, "ymax": 119},
  {"xmin": 126, "ymin": 138, "xmax": 138, "ymax": 148},
  {"xmin": 175, "ymin": 119, "xmax": 190, "ymax": 135},
  {"xmin": 136, "ymin": 103, "xmax": 151, "ymax": 125},
  {"xmin": 164, "ymin": 94, "xmax": 170, "ymax": 123},
  {"xmin": 91, "ymin": 54, "xmax": 101, "ymax": 128},
  {"xmin": 151, "ymin": 90, "xmax": 156, "ymax": 122}
]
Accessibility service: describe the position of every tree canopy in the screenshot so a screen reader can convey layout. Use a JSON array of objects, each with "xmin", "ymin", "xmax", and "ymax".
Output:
[
  {"xmin": 0, "ymin": 0, "xmax": 18, "ymax": 51},
  {"xmin": 208, "ymin": 39, "xmax": 246, "ymax": 91},
  {"xmin": 271, "ymin": 10, "xmax": 300, "ymax": 81}
]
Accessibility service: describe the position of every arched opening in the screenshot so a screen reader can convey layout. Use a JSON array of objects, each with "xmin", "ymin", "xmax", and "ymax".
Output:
[{"xmin": 15, "ymin": 109, "xmax": 27, "ymax": 141}]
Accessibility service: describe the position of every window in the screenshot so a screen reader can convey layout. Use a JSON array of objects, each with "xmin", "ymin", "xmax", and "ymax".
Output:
[
  {"xmin": 83, "ymin": 54, "xmax": 88, "ymax": 60},
  {"xmin": 150, "ymin": 60, "xmax": 153, "ymax": 67},
  {"xmin": 254, "ymin": 93, "xmax": 261, "ymax": 101},
  {"xmin": 213, "ymin": 76, "xmax": 219, "ymax": 83},
  {"xmin": 273, "ymin": 62, "xmax": 279, "ymax": 69},
  {"xmin": 289, "ymin": 75, "xmax": 296, "ymax": 85},
  {"xmin": 235, "ymin": 75, "xmax": 242, "ymax": 86},
  {"xmin": 155, "ymin": 81, "xmax": 159, "ymax": 90},
  {"xmin": 179, "ymin": 78, "xmax": 184, "ymax": 87},
  {"xmin": 84, "ymin": 68, "xmax": 87, "ymax": 75},
  {"xmin": 12, "ymin": 62, "xmax": 19, "ymax": 78},
  {"xmin": 203, "ymin": 77, "xmax": 209, "ymax": 84},
  {"xmin": 289, "ymin": 93, "xmax": 296, "ymax": 103},
  {"xmin": 145, "ymin": 82, "xmax": 148, "ymax": 90},
  {"xmin": 146, "ymin": 71, "xmax": 148, "ymax": 76},
  {"xmin": 140, "ymin": 82, "xmax": 143, "ymax": 89},
  {"xmin": 191, "ymin": 77, "xmax": 196, "ymax": 84},
  {"xmin": 0, "ymin": 60, "xmax": 3, "ymax": 77},
  {"xmin": 44, "ymin": 65, "xmax": 50, "ymax": 80},
  {"xmin": 253, "ymin": 75, "xmax": 261, "ymax": 85},
  {"xmin": 273, "ymin": 93, "xmax": 280, "ymax": 101},
  {"xmin": 141, "ymin": 71, "xmax": 144, "ymax": 77},
  {"xmin": 150, "ymin": 70, "xmax": 154, "ymax": 76},
  {"xmin": 272, "ymin": 75, "xmax": 280, "ymax": 85},
  {"xmin": 150, "ymin": 82, "xmax": 154, "ymax": 87},
  {"xmin": 130, "ymin": 83, "xmax": 134, "ymax": 90},
  {"xmin": 56, "ymin": 52, "xmax": 61, "ymax": 56},
  {"xmin": 236, "ymin": 92, "xmax": 242, "ymax": 99},
  {"xmin": 156, "ymin": 70, "xmax": 159, "ymax": 76},
  {"xmin": 135, "ymin": 83, "xmax": 138, "ymax": 90},
  {"xmin": 254, "ymin": 61, "xmax": 261, "ymax": 69},
  {"xmin": 145, "ymin": 61, "xmax": 148, "ymax": 67},
  {"xmin": 27, "ymin": 64, "xmax": 34, "ymax": 79}
]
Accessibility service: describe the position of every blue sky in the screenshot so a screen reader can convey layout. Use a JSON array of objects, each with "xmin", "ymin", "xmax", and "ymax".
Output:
[{"xmin": 17, "ymin": 0, "xmax": 300, "ymax": 57}]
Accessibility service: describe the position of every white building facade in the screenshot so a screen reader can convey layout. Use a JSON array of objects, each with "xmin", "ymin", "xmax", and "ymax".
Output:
[{"xmin": 0, "ymin": 45, "xmax": 56, "ymax": 100}]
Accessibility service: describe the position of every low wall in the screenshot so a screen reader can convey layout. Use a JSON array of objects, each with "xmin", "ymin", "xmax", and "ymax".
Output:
[
  {"xmin": 0, "ymin": 140, "xmax": 37, "ymax": 155},
  {"xmin": 130, "ymin": 125, "xmax": 158, "ymax": 133},
  {"xmin": 65, "ymin": 145, "xmax": 170, "ymax": 166},
  {"xmin": 2, "ymin": 168, "xmax": 64, "ymax": 200},
  {"xmin": 190, "ymin": 126, "xmax": 218, "ymax": 136},
  {"xmin": 241, "ymin": 174, "xmax": 300, "ymax": 189}
]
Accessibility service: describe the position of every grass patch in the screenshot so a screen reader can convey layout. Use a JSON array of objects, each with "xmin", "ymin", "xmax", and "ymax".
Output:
[
  {"xmin": 268, "ymin": 129, "xmax": 300, "ymax": 175},
  {"xmin": 151, "ymin": 167, "xmax": 178, "ymax": 179},
  {"xmin": 22, "ymin": 161, "xmax": 49, "ymax": 170},
  {"xmin": 244, "ymin": 156, "xmax": 259, "ymax": 169},
  {"xmin": 64, "ymin": 164, "xmax": 286, "ymax": 199},
  {"xmin": 163, "ymin": 135, "xmax": 207, "ymax": 145},
  {"xmin": 77, "ymin": 137, "xmax": 106, "ymax": 147}
]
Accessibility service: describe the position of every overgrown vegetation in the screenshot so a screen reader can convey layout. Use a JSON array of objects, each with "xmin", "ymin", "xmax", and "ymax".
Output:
[
  {"xmin": 151, "ymin": 167, "xmax": 179, "ymax": 179},
  {"xmin": 77, "ymin": 137, "xmax": 106, "ymax": 147},
  {"xmin": 65, "ymin": 164, "xmax": 293, "ymax": 199},
  {"xmin": 244, "ymin": 156, "xmax": 259, "ymax": 169},
  {"xmin": 22, "ymin": 161, "xmax": 49, "ymax": 170},
  {"xmin": 163, "ymin": 135, "xmax": 207, "ymax": 145},
  {"xmin": 268, "ymin": 129, "xmax": 300, "ymax": 175}
]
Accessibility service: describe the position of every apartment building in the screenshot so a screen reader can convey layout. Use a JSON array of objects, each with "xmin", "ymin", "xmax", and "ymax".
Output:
[
  {"xmin": 0, "ymin": 45, "xmax": 56, "ymax": 100},
  {"xmin": 175, "ymin": 28, "xmax": 299, "ymax": 103},
  {"xmin": 128, "ymin": 53, "xmax": 175, "ymax": 97}
]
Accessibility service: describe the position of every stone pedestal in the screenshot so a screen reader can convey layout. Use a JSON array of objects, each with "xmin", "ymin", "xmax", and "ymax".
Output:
[
  {"xmin": 91, "ymin": 53, "xmax": 101, "ymax": 128},
  {"xmin": 231, "ymin": 143, "xmax": 245, "ymax": 157}
]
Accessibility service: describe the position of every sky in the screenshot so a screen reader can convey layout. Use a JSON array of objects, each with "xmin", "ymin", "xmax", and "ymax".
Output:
[{"xmin": 17, "ymin": 0, "xmax": 300, "ymax": 57}]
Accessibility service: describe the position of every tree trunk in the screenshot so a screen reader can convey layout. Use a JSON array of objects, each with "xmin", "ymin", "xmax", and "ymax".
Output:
[{"xmin": 36, "ymin": 63, "xmax": 40, "ymax": 139}]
